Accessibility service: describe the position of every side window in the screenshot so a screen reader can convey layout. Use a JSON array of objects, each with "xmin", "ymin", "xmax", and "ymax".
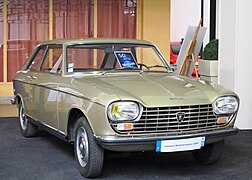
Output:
[
  {"xmin": 41, "ymin": 46, "xmax": 63, "ymax": 74},
  {"xmin": 28, "ymin": 46, "xmax": 47, "ymax": 71},
  {"xmin": 67, "ymin": 48, "xmax": 94, "ymax": 72}
]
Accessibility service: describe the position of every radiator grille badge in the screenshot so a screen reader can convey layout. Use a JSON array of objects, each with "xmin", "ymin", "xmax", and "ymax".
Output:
[{"xmin": 176, "ymin": 112, "xmax": 185, "ymax": 122}]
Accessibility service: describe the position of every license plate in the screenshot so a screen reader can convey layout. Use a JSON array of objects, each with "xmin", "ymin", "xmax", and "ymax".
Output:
[{"xmin": 156, "ymin": 137, "xmax": 205, "ymax": 153}]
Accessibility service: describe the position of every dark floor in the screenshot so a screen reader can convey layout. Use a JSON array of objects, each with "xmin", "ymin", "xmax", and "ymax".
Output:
[{"xmin": 0, "ymin": 117, "xmax": 252, "ymax": 180}]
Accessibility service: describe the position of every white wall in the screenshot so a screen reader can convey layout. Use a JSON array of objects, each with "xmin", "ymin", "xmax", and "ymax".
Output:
[
  {"xmin": 219, "ymin": 0, "xmax": 252, "ymax": 129},
  {"xmin": 218, "ymin": 0, "xmax": 236, "ymax": 90},
  {"xmin": 171, "ymin": 0, "xmax": 251, "ymax": 128},
  {"xmin": 171, "ymin": 0, "xmax": 211, "ymax": 47},
  {"xmin": 170, "ymin": 0, "xmax": 201, "ymax": 42},
  {"xmin": 202, "ymin": 0, "xmax": 210, "ymax": 47}
]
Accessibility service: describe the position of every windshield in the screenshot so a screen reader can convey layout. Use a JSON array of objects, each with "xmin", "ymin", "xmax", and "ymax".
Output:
[{"xmin": 66, "ymin": 44, "xmax": 170, "ymax": 73}]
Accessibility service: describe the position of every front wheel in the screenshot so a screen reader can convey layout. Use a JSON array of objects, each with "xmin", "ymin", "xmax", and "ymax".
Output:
[
  {"xmin": 18, "ymin": 102, "xmax": 38, "ymax": 137},
  {"xmin": 192, "ymin": 140, "xmax": 224, "ymax": 164},
  {"xmin": 74, "ymin": 116, "xmax": 104, "ymax": 178}
]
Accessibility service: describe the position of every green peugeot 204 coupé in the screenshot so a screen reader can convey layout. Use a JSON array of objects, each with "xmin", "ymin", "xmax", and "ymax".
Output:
[{"xmin": 12, "ymin": 38, "xmax": 239, "ymax": 178}]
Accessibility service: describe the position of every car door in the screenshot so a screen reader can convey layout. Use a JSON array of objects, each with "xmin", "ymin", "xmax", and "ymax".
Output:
[
  {"xmin": 29, "ymin": 45, "xmax": 63, "ymax": 130},
  {"xmin": 24, "ymin": 45, "xmax": 47, "ymax": 118}
]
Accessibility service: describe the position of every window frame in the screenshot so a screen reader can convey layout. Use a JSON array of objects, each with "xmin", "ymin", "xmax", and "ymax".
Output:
[
  {"xmin": 25, "ymin": 44, "xmax": 65, "ymax": 75},
  {"xmin": 64, "ymin": 43, "xmax": 171, "ymax": 75},
  {"xmin": 40, "ymin": 45, "xmax": 63, "ymax": 75},
  {"xmin": 26, "ymin": 45, "xmax": 48, "ymax": 72}
]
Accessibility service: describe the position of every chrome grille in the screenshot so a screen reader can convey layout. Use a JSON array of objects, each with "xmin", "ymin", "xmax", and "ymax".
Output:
[{"xmin": 111, "ymin": 104, "xmax": 228, "ymax": 135}]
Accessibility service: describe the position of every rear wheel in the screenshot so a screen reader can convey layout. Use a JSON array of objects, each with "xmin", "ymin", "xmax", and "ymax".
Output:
[
  {"xmin": 18, "ymin": 102, "xmax": 38, "ymax": 137},
  {"xmin": 192, "ymin": 140, "xmax": 224, "ymax": 164},
  {"xmin": 74, "ymin": 116, "xmax": 104, "ymax": 178}
]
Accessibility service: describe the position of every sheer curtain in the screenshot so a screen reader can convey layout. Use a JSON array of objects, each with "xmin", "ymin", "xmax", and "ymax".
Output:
[
  {"xmin": 2, "ymin": 0, "xmax": 136, "ymax": 81},
  {"xmin": 54, "ymin": 0, "xmax": 94, "ymax": 68},
  {"xmin": 97, "ymin": 0, "xmax": 137, "ymax": 65},
  {"xmin": 97, "ymin": 0, "xmax": 136, "ymax": 38},
  {"xmin": 7, "ymin": 0, "xmax": 49, "ymax": 82},
  {"xmin": 54, "ymin": 0, "xmax": 94, "ymax": 39}
]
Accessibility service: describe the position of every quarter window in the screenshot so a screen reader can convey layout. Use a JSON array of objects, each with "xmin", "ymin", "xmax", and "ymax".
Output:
[{"xmin": 28, "ymin": 47, "xmax": 47, "ymax": 71}]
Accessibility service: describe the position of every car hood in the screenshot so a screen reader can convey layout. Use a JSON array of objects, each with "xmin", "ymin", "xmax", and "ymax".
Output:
[{"xmin": 74, "ymin": 72, "xmax": 235, "ymax": 107}]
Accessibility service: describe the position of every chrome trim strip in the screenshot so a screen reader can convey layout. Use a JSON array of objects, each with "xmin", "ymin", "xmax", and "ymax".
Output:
[
  {"xmin": 26, "ymin": 114, "xmax": 67, "ymax": 139},
  {"xmin": 94, "ymin": 127, "xmax": 238, "ymax": 144},
  {"xmin": 59, "ymin": 130, "xmax": 66, "ymax": 136},
  {"xmin": 40, "ymin": 122, "xmax": 66, "ymax": 136},
  {"xmin": 41, "ymin": 122, "xmax": 58, "ymax": 132}
]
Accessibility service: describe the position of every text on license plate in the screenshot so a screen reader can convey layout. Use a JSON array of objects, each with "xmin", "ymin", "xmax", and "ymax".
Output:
[{"xmin": 156, "ymin": 137, "xmax": 205, "ymax": 153}]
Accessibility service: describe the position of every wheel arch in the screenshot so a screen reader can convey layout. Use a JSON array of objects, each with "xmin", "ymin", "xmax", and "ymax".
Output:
[
  {"xmin": 67, "ymin": 108, "xmax": 91, "ymax": 142},
  {"xmin": 15, "ymin": 94, "xmax": 24, "ymax": 107}
]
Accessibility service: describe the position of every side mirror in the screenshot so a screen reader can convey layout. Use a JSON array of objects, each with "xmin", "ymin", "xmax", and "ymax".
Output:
[{"xmin": 170, "ymin": 64, "xmax": 177, "ymax": 72}]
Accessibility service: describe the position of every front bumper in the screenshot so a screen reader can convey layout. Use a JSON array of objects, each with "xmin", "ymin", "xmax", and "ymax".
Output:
[{"xmin": 94, "ymin": 127, "xmax": 238, "ymax": 151}]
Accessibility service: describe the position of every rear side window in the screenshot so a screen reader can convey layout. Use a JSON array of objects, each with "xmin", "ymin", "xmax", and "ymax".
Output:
[
  {"xmin": 28, "ymin": 46, "xmax": 47, "ymax": 71},
  {"xmin": 41, "ymin": 46, "xmax": 63, "ymax": 74}
]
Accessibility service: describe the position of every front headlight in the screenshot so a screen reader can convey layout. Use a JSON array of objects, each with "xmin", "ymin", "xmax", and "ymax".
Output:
[
  {"xmin": 213, "ymin": 96, "xmax": 238, "ymax": 114},
  {"xmin": 108, "ymin": 101, "xmax": 141, "ymax": 121}
]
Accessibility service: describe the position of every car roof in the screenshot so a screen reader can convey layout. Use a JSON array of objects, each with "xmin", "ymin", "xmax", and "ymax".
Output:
[{"xmin": 39, "ymin": 38, "xmax": 153, "ymax": 46}]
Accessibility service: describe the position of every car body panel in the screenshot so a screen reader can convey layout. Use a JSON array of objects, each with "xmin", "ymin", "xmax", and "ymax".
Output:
[
  {"xmin": 74, "ymin": 72, "xmax": 234, "ymax": 107},
  {"xmin": 57, "ymin": 77, "xmax": 120, "ymax": 135},
  {"xmin": 30, "ymin": 72, "xmax": 60, "ymax": 128},
  {"xmin": 13, "ymin": 38, "xmax": 239, "ymax": 152}
]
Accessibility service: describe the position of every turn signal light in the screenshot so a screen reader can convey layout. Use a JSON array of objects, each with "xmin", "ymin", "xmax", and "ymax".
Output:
[
  {"xmin": 217, "ymin": 117, "xmax": 228, "ymax": 124},
  {"xmin": 116, "ymin": 123, "xmax": 133, "ymax": 131}
]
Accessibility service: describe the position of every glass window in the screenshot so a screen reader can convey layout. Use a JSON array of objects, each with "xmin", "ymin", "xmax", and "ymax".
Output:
[
  {"xmin": 97, "ymin": 0, "xmax": 136, "ymax": 38},
  {"xmin": 135, "ymin": 47, "xmax": 166, "ymax": 71},
  {"xmin": 28, "ymin": 47, "xmax": 47, "ymax": 71},
  {"xmin": 67, "ymin": 47, "xmax": 97, "ymax": 72},
  {"xmin": 7, "ymin": 0, "xmax": 49, "ymax": 81},
  {"xmin": 66, "ymin": 44, "xmax": 169, "ymax": 73},
  {"xmin": 41, "ymin": 47, "xmax": 63, "ymax": 74},
  {"xmin": 0, "ymin": 1, "xmax": 3, "ymax": 82},
  {"xmin": 53, "ymin": 0, "xmax": 94, "ymax": 39}
]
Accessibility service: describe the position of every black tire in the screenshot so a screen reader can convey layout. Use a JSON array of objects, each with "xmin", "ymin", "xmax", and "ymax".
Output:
[
  {"xmin": 74, "ymin": 116, "xmax": 104, "ymax": 178},
  {"xmin": 18, "ymin": 102, "xmax": 38, "ymax": 137},
  {"xmin": 192, "ymin": 140, "xmax": 224, "ymax": 164}
]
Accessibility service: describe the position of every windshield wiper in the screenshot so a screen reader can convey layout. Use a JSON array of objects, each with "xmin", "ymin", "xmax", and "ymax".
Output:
[
  {"xmin": 147, "ymin": 65, "xmax": 173, "ymax": 73},
  {"xmin": 148, "ymin": 65, "xmax": 168, "ymax": 69},
  {"xmin": 102, "ymin": 67, "xmax": 139, "ymax": 74}
]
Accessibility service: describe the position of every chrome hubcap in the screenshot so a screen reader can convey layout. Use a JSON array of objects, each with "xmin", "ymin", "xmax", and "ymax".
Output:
[
  {"xmin": 76, "ymin": 127, "xmax": 89, "ymax": 167},
  {"xmin": 19, "ymin": 106, "xmax": 27, "ymax": 130}
]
